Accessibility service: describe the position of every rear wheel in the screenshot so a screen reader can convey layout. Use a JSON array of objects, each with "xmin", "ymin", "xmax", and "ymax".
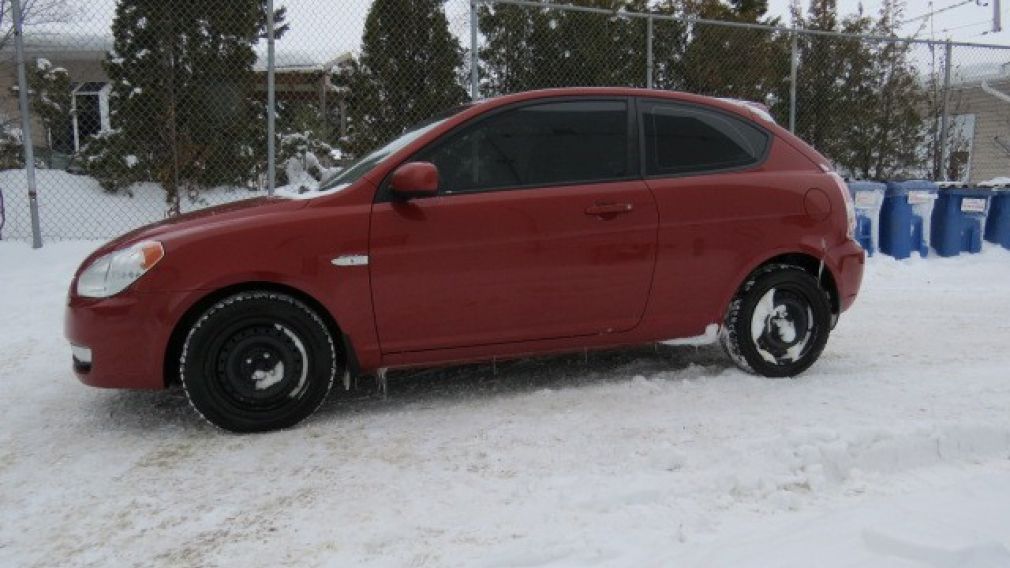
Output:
[
  {"xmin": 180, "ymin": 291, "xmax": 337, "ymax": 432},
  {"xmin": 720, "ymin": 264, "xmax": 831, "ymax": 377}
]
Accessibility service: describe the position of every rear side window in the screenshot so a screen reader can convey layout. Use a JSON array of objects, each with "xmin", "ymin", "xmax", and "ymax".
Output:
[
  {"xmin": 417, "ymin": 100, "xmax": 630, "ymax": 194},
  {"xmin": 641, "ymin": 101, "xmax": 768, "ymax": 176}
]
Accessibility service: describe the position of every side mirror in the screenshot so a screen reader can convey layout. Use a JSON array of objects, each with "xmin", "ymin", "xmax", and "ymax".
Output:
[{"xmin": 390, "ymin": 161, "xmax": 439, "ymax": 197}]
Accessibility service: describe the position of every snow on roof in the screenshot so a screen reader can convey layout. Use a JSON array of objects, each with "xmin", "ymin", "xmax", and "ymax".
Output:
[
  {"xmin": 252, "ymin": 47, "xmax": 351, "ymax": 73},
  {"xmin": 13, "ymin": 30, "xmax": 112, "ymax": 57},
  {"xmin": 949, "ymin": 61, "xmax": 1010, "ymax": 87},
  {"xmin": 7, "ymin": 28, "xmax": 348, "ymax": 73},
  {"xmin": 978, "ymin": 177, "xmax": 1010, "ymax": 188}
]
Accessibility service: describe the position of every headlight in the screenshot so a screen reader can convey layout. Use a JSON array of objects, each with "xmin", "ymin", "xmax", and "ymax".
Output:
[{"xmin": 76, "ymin": 240, "xmax": 165, "ymax": 298}]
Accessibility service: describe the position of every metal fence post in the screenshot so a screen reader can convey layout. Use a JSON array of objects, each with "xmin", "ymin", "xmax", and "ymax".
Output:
[
  {"xmin": 470, "ymin": 0, "xmax": 479, "ymax": 100},
  {"xmin": 789, "ymin": 29, "xmax": 798, "ymax": 134},
  {"xmin": 646, "ymin": 15, "xmax": 654, "ymax": 89},
  {"xmin": 939, "ymin": 40, "xmax": 952, "ymax": 180},
  {"xmin": 11, "ymin": 0, "xmax": 43, "ymax": 248},
  {"xmin": 266, "ymin": 0, "xmax": 277, "ymax": 195}
]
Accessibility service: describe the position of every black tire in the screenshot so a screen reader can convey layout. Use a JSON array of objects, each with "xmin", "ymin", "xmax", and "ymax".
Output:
[
  {"xmin": 180, "ymin": 291, "xmax": 337, "ymax": 432},
  {"xmin": 720, "ymin": 264, "xmax": 832, "ymax": 378}
]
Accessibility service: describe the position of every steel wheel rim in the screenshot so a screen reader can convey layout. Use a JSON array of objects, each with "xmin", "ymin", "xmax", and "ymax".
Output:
[
  {"xmin": 750, "ymin": 287, "xmax": 816, "ymax": 366},
  {"xmin": 210, "ymin": 322, "xmax": 309, "ymax": 412}
]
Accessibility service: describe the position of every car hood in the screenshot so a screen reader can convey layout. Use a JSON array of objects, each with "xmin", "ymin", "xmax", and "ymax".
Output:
[{"xmin": 91, "ymin": 196, "xmax": 308, "ymax": 257}]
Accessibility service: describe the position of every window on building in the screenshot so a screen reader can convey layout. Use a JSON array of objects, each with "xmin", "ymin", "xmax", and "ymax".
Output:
[{"xmin": 68, "ymin": 82, "xmax": 110, "ymax": 153}]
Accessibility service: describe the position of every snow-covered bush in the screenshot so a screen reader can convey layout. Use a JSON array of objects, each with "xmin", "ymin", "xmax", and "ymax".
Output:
[
  {"xmin": 29, "ymin": 59, "xmax": 72, "ymax": 149},
  {"xmin": 3, "ymin": 58, "xmax": 71, "ymax": 169},
  {"xmin": 274, "ymin": 101, "xmax": 341, "ymax": 192},
  {"xmin": 0, "ymin": 125, "xmax": 24, "ymax": 170},
  {"xmin": 78, "ymin": 130, "xmax": 147, "ymax": 194},
  {"xmin": 80, "ymin": 0, "xmax": 285, "ymax": 214},
  {"xmin": 278, "ymin": 131, "xmax": 340, "ymax": 192}
]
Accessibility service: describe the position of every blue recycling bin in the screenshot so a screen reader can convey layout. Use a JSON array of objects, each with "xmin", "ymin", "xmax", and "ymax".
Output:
[
  {"xmin": 846, "ymin": 181, "xmax": 886, "ymax": 256},
  {"xmin": 931, "ymin": 187, "xmax": 992, "ymax": 257},
  {"xmin": 880, "ymin": 180, "xmax": 938, "ymax": 259},
  {"xmin": 983, "ymin": 186, "xmax": 1010, "ymax": 250}
]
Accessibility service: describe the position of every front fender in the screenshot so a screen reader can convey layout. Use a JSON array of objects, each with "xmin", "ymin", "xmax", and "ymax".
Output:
[{"xmin": 136, "ymin": 202, "xmax": 381, "ymax": 373}]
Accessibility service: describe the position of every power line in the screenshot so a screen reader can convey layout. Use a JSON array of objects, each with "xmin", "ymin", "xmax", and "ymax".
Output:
[
  {"xmin": 940, "ymin": 19, "xmax": 992, "ymax": 33},
  {"xmin": 900, "ymin": 0, "xmax": 975, "ymax": 26}
]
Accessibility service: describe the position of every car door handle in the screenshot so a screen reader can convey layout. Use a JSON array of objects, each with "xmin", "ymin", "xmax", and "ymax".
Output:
[
  {"xmin": 585, "ymin": 201, "xmax": 630, "ymax": 214},
  {"xmin": 585, "ymin": 202, "xmax": 634, "ymax": 216}
]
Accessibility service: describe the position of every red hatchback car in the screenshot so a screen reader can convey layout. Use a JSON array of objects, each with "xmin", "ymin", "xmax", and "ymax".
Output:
[{"xmin": 66, "ymin": 88, "xmax": 864, "ymax": 432}]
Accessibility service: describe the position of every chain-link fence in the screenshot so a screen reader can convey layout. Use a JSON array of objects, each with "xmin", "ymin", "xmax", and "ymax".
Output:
[{"xmin": 1, "ymin": 0, "xmax": 1009, "ymax": 244}]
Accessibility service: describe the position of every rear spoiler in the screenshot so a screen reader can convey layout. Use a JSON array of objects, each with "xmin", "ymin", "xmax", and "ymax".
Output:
[{"xmin": 716, "ymin": 98, "xmax": 776, "ymax": 124}]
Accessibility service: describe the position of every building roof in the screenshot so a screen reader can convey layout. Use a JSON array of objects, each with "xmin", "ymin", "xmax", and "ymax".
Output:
[
  {"xmin": 9, "ymin": 31, "xmax": 111, "ymax": 59},
  {"xmin": 950, "ymin": 61, "xmax": 1010, "ymax": 87},
  {"xmin": 252, "ymin": 46, "xmax": 351, "ymax": 74},
  {"xmin": 5, "ymin": 29, "xmax": 349, "ymax": 73}
]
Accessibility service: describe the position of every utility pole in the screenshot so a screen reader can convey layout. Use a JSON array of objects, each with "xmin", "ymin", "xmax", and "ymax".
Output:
[
  {"xmin": 789, "ymin": 30, "xmax": 799, "ymax": 133},
  {"xmin": 994, "ymin": 0, "xmax": 1002, "ymax": 33},
  {"xmin": 939, "ymin": 41, "xmax": 953, "ymax": 180},
  {"xmin": 266, "ymin": 0, "xmax": 276, "ymax": 195},
  {"xmin": 12, "ymin": 0, "xmax": 43, "ymax": 248},
  {"xmin": 470, "ymin": 0, "xmax": 479, "ymax": 100}
]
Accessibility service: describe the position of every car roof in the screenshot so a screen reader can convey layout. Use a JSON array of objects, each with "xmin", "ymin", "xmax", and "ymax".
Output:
[
  {"xmin": 470, "ymin": 87, "xmax": 766, "ymax": 123},
  {"xmin": 354, "ymin": 87, "xmax": 799, "ymax": 193}
]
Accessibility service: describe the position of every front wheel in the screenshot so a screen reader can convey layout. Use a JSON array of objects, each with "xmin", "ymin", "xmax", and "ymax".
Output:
[
  {"xmin": 720, "ymin": 264, "xmax": 832, "ymax": 378},
  {"xmin": 180, "ymin": 291, "xmax": 338, "ymax": 432}
]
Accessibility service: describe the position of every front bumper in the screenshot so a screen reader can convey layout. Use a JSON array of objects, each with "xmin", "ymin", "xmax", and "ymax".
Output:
[{"xmin": 64, "ymin": 290, "xmax": 194, "ymax": 390}]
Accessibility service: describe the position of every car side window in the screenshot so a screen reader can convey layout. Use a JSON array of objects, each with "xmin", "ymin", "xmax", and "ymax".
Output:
[
  {"xmin": 641, "ymin": 102, "xmax": 768, "ymax": 176},
  {"xmin": 417, "ymin": 100, "xmax": 630, "ymax": 194}
]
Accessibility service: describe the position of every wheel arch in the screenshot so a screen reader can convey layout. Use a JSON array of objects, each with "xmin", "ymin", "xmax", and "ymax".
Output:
[
  {"xmin": 163, "ymin": 281, "xmax": 357, "ymax": 388},
  {"xmin": 736, "ymin": 251, "xmax": 840, "ymax": 316}
]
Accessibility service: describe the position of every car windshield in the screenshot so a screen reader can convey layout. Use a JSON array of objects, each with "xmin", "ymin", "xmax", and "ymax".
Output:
[{"xmin": 313, "ymin": 105, "xmax": 472, "ymax": 194}]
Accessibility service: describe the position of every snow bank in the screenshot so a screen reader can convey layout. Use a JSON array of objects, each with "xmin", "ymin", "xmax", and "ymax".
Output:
[
  {"xmin": 978, "ymin": 177, "xmax": 1010, "ymax": 188},
  {"xmin": 2, "ymin": 244, "xmax": 1010, "ymax": 567},
  {"xmin": 0, "ymin": 169, "xmax": 266, "ymax": 241}
]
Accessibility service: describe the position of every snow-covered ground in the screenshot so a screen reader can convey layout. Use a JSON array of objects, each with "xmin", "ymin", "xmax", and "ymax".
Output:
[
  {"xmin": 0, "ymin": 167, "xmax": 340, "ymax": 241},
  {"xmin": 0, "ymin": 170, "xmax": 265, "ymax": 241},
  {"xmin": 2, "ymin": 241, "xmax": 1010, "ymax": 567}
]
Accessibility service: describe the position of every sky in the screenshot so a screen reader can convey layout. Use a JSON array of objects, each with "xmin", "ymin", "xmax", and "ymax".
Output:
[
  {"xmin": 39, "ymin": 0, "xmax": 1010, "ymax": 60},
  {"xmin": 266, "ymin": 0, "xmax": 1010, "ymax": 63},
  {"xmin": 767, "ymin": 0, "xmax": 1010, "ymax": 44}
]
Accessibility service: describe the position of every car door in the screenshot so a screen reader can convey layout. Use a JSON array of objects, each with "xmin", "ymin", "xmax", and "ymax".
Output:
[
  {"xmin": 636, "ymin": 98, "xmax": 777, "ymax": 336},
  {"xmin": 369, "ymin": 98, "xmax": 659, "ymax": 354}
]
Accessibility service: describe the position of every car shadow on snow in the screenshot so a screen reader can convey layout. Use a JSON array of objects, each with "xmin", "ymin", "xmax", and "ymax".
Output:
[
  {"xmin": 93, "ymin": 344, "xmax": 731, "ymax": 432},
  {"xmin": 313, "ymin": 343, "xmax": 731, "ymax": 419}
]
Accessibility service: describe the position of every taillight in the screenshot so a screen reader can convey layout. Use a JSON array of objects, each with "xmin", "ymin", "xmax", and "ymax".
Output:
[{"xmin": 828, "ymin": 172, "xmax": 856, "ymax": 240}]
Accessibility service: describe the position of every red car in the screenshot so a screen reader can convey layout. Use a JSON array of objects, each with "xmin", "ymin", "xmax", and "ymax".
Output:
[{"xmin": 65, "ymin": 88, "xmax": 864, "ymax": 432}]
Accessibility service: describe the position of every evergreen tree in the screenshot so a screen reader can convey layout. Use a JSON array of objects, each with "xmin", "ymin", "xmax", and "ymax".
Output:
[
  {"xmin": 477, "ymin": 3, "xmax": 562, "ymax": 95},
  {"xmin": 788, "ymin": 0, "xmax": 842, "ymax": 152},
  {"xmin": 339, "ymin": 0, "xmax": 467, "ymax": 157},
  {"xmin": 5, "ymin": 57, "xmax": 71, "ymax": 168},
  {"xmin": 783, "ymin": 0, "xmax": 875, "ymax": 163},
  {"xmin": 82, "ymin": 0, "xmax": 284, "ymax": 214},
  {"xmin": 477, "ymin": 0, "xmax": 686, "ymax": 96},
  {"xmin": 649, "ymin": 1, "xmax": 690, "ymax": 91},
  {"xmin": 680, "ymin": 0, "xmax": 790, "ymax": 105},
  {"xmin": 833, "ymin": 0, "xmax": 925, "ymax": 178},
  {"xmin": 552, "ymin": 0, "xmax": 651, "ymax": 88},
  {"xmin": 28, "ymin": 58, "xmax": 71, "ymax": 165},
  {"xmin": 921, "ymin": 44, "xmax": 969, "ymax": 180}
]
